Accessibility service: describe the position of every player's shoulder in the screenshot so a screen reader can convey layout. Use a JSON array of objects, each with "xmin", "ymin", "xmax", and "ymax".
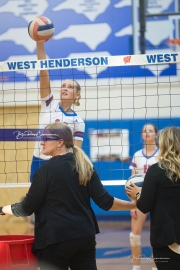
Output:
[
  {"xmin": 133, "ymin": 149, "xmax": 143, "ymax": 156},
  {"xmin": 41, "ymin": 94, "xmax": 58, "ymax": 108},
  {"xmin": 41, "ymin": 93, "xmax": 53, "ymax": 102},
  {"xmin": 72, "ymin": 111, "xmax": 85, "ymax": 125},
  {"xmin": 76, "ymin": 113, "xmax": 84, "ymax": 123}
]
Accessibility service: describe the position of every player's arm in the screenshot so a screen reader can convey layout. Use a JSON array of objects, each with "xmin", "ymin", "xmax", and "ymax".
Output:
[
  {"xmin": 74, "ymin": 139, "xmax": 82, "ymax": 148},
  {"xmin": 131, "ymin": 170, "xmax": 138, "ymax": 175},
  {"xmin": 129, "ymin": 154, "xmax": 139, "ymax": 175},
  {"xmin": 36, "ymin": 42, "xmax": 51, "ymax": 98},
  {"xmin": 73, "ymin": 120, "xmax": 85, "ymax": 148}
]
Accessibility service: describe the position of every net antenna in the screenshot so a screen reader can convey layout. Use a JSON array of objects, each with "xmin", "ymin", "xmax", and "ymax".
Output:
[
  {"xmin": 167, "ymin": 38, "xmax": 180, "ymax": 52},
  {"xmin": 138, "ymin": 0, "xmax": 180, "ymax": 54},
  {"xmin": 0, "ymin": 53, "xmax": 180, "ymax": 188}
]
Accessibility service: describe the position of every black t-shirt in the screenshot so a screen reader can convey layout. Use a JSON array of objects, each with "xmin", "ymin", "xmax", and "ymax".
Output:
[
  {"xmin": 11, "ymin": 153, "xmax": 114, "ymax": 250},
  {"xmin": 137, "ymin": 163, "xmax": 180, "ymax": 248}
]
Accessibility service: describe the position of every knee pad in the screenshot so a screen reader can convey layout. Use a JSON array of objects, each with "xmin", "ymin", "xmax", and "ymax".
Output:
[{"xmin": 129, "ymin": 232, "xmax": 141, "ymax": 247}]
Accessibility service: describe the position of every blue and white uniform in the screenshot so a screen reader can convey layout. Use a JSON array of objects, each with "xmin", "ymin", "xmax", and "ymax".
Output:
[
  {"xmin": 30, "ymin": 94, "xmax": 85, "ymax": 181},
  {"xmin": 129, "ymin": 148, "xmax": 159, "ymax": 174}
]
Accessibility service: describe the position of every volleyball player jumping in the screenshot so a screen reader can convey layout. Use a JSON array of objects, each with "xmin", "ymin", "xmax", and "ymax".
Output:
[{"xmin": 30, "ymin": 42, "xmax": 85, "ymax": 182}]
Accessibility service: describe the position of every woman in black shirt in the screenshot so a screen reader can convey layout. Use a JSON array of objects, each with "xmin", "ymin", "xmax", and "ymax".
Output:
[
  {"xmin": 126, "ymin": 126, "xmax": 180, "ymax": 270},
  {"xmin": 0, "ymin": 122, "xmax": 136, "ymax": 270}
]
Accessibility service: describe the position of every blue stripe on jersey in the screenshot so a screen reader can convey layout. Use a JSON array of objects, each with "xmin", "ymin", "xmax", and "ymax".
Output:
[
  {"xmin": 142, "ymin": 148, "xmax": 159, "ymax": 159},
  {"xmin": 59, "ymin": 106, "xmax": 77, "ymax": 116},
  {"xmin": 46, "ymin": 95, "xmax": 54, "ymax": 106},
  {"xmin": 74, "ymin": 131, "xmax": 84, "ymax": 138}
]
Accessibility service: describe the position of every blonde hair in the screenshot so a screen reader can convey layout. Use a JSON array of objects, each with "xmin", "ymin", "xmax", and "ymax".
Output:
[
  {"xmin": 45, "ymin": 122, "xmax": 93, "ymax": 186},
  {"xmin": 157, "ymin": 127, "xmax": 180, "ymax": 182},
  {"xmin": 73, "ymin": 80, "xmax": 81, "ymax": 106}
]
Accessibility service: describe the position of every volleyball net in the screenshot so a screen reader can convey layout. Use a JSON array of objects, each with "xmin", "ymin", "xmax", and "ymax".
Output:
[{"xmin": 0, "ymin": 52, "xmax": 180, "ymax": 188}]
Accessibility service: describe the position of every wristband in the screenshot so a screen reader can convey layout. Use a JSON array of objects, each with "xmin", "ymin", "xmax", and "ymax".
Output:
[{"xmin": 0, "ymin": 207, "xmax": 5, "ymax": 215}]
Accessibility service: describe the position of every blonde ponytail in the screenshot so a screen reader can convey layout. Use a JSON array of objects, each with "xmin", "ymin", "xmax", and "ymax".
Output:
[
  {"xmin": 45, "ymin": 122, "xmax": 94, "ymax": 185},
  {"xmin": 73, "ymin": 146, "xmax": 94, "ymax": 186}
]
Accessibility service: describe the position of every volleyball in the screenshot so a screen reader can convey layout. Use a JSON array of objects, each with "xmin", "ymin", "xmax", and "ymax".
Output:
[
  {"xmin": 125, "ymin": 174, "xmax": 144, "ymax": 199},
  {"xmin": 28, "ymin": 16, "xmax": 54, "ymax": 42}
]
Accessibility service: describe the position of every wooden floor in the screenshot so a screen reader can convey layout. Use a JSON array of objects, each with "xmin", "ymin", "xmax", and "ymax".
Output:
[
  {"xmin": 96, "ymin": 219, "xmax": 152, "ymax": 270},
  {"xmin": 0, "ymin": 216, "xmax": 152, "ymax": 270}
]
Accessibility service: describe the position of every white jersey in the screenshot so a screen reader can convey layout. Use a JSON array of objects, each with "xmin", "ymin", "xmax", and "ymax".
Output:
[
  {"xmin": 33, "ymin": 94, "xmax": 85, "ymax": 160},
  {"xmin": 129, "ymin": 148, "xmax": 159, "ymax": 174}
]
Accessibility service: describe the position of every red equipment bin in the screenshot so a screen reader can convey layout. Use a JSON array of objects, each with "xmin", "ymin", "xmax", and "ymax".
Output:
[{"xmin": 0, "ymin": 235, "xmax": 38, "ymax": 269}]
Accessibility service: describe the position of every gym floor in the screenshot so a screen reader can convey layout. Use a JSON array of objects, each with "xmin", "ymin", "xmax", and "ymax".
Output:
[{"xmin": 96, "ymin": 218, "xmax": 152, "ymax": 270}]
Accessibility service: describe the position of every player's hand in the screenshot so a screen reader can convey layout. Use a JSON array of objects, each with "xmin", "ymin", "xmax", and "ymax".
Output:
[{"xmin": 126, "ymin": 182, "xmax": 141, "ymax": 200}]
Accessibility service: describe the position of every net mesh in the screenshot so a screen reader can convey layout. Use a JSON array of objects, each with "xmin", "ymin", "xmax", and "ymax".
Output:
[{"xmin": 0, "ymin": 54, "xmax": 180, "ymax": 187}]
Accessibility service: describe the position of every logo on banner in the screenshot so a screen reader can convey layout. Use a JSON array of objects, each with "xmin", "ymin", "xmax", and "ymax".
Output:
[{"xmin": 123, "ymin": 56, "xmax": 131, "ymax": 64}]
